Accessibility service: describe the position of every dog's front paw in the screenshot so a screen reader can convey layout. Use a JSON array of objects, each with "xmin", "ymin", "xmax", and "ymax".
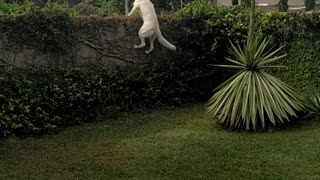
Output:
[
  {"xmin": 134, "ymin": 44, "xmax": 138, "ymax": 49},
  {"xmin": 145, "ymin": 50, "xmax": 150, "ymax": 54}
]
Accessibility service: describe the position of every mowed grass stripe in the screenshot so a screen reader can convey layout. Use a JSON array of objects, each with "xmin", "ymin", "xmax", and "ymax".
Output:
[{"xmin": 0, "ymin": 104, "xmax": 320, "ymax": 180}]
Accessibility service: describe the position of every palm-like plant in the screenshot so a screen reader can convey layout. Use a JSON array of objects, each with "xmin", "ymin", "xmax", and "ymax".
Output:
[
  {"xmin": 207, "ymin": 0, "xmax": 303, "ymax": 130},
  {"xmin": 207, "ymin": 38, "xmax": 303, "ymax": 130},
  {"xmin": 306, "ymin": 93, "xmax": 320, "ymax": 117}
]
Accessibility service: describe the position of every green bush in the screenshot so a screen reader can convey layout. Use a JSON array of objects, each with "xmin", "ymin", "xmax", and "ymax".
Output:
[
  {"xmin": 0, "ymin": 0, "xmax": 76, "ymax": 16},
  {"xmin": 0, "ymin": 62, "xmax": 215, "ymax": 136},
  {"xmin": 241, "ymin": 0, "xmax": 251, "ymax": 8},
  {"xmin": 207, "ymin": 37, "xmax": 303, "ymax": 130},
  {"xmin": 42, "ymin": 0, "xmax": 76, "ymax": 15},
  {"xmin": 273, "ymin": 39, "xmax": 320, "ymax": 96},
  {"xmin": 232, "ymin": 0, "xmax": 239, "ymax": 6},
  {"xmin": 7, "ymin": 11, "xmax": 73, "ymax": 55},
  {"xmin": 0, "ymin": 0, "xmax": 19, "ymax": 15},
  {"xmin": 306, "ymin": 92, "xmax": 320, "ymax": 117},
  {"xmin": 305, "ymin": 0, "xmax": 316, "ymax": 11},
  {"xmin": 278, "ymin": 0, "xmax": 288, "ymax": 12},
  {"xmin": 0, "ymin": 75, "xmax": 58, "ymax": 136},
  {"xmin": 178, "ymin": 5, "xmax": 250, "ymax": 60},
  {"xmin": 179, "ymin": 0, "xmax": 216, "ymax": 18},
  {"xmin": 73, "ymin": 2, "xmax": 99, "ymax": 16},
  {"xmin": 0, "ymin": 0, "xmax": 35, "ymax": 15},
  {"xmin": 94, "ymin": 0, "xmax": 124, "ymax": 16}
]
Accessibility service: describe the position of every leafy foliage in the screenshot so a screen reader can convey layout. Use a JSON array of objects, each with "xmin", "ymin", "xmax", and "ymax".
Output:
[
  {"xmin": 7, "ymin": 10, "xmax": 74, "ymax": 55},
  {"xmin": 207, "ymin": 37, "xmax": 304, "ymax": 130},
  {"xmin": 42, "ymin": 0, "xmax": 76, "ymax": 15},
  {"xmin": 232, "ymin": 0, "xmax": 239, "ymax": 6},
  {"xmin": 0, "ymin": 75, "xmax": 58, "ymax": 136},
  {"xmin": 241, "ymin": 0, "xmax": 251, "ymax": 8},
  {"xmin": 305, "ymin": 0, "xmax": 316, "ymax": 11},
  {"xmin": 179, "ymin": 0, "xmax": 215, "ymax": 18},
  {"xmin": 306, "ymin": 92, "xmax": 320, "ymax": 117},
  {"xmin": 179, "ymin": 4, "xmax": 250, "ymax": 58},
  {"xmin": 0, "ymin": 61, "xmax": 215, "ymax": 136},
  {"xmin": 0, "ymin": 0, "xmax": 195, "ymax": 16},
  {"xmin": 278, "ymin": 0, "xmax": 288, "ymax": 12},
  {"xmin": 0, "ymin": 0, "xmax": 34, "ymax": 15},
  {"xmin": 91, "ymin": 0, "xmax": 124, "ymax": 16},
  {"xmin": 0, "ymin": 0, "xmax": 19, "ymax": 15},
  {"xmin": 271, "ymin": 39, "xmax": 320, "ymax": 96},
  {"xmin": 0, "ymin": 5, "xmax": 320, "ymax": 135}
]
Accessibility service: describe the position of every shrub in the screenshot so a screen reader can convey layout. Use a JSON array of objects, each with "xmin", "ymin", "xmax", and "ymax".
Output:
[
  {"xmin": 0, "ymin": 0, "xmax": 19, "ymax": 15},
  {"xmin": 306, "ymin": 92, "xmax": 320, "ymax": 117},
  {"xmin": 206, "ymin": 1, "xmax": 303, "ymax": 130},
  {"xmin": 178, "ymin": 0, "xmax": 216, "ymax": 18},
  {"xmin": 207, "ymin": 37, "xmax": 303, "ymax": 130},
  {"xmin": 305, "ymin": 0, "xmax": 316, "ymax": 11},
  {"xmin": 73, "ymin": 2, "xmax": 99, "ymax": 16},
  {"xmin": 232, "ymin": 0, "xmax": 239, "ymax": 6},
  {"xmin": 241, "ymin": 0, "xmax": 251, "ymax": 8},
  {"xmin": 278, "ymin": 0, "xmax": 288, "ymax": 12},
  {"xmin": 8, "ymin": 11, "xmax": 74, "ymax": 55},
  {"xmin": 0, "ymin": 75, "xmax": 58, "ymax": 136},
  {"xmin": 0, "ymin": 62, "xmax": 214, "ymax": 136},
  {"xmin": 42, "ymin": 0, "xmax": 76, "ymax": 15}
]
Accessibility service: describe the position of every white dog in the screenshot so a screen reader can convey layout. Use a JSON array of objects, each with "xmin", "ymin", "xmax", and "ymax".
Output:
[{"xmin": 128, "ymin": 0, "xmax": 176, "ymax": 54}]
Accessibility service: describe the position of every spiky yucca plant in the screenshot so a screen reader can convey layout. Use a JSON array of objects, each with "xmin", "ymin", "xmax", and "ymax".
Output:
[
  {"xmin": 207, "ymin": 0, "xmax": 303, "ymax": 130},
  {"xmin": 207, "ymin": 37, "xmax": 304, "ymax": 130},
  {"xmin": 306, "ymin": 93, "xmax": 320, "ymax": 117}
]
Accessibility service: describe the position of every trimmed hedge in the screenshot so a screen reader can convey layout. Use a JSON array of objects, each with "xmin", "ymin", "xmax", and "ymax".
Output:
[
  {"xmin": 1, "ymin": 4, "xmax": 320, "ymax": 136},
  {"xmin": 0, "ymin": 61, "xmax": 217, "ymax": 136}
]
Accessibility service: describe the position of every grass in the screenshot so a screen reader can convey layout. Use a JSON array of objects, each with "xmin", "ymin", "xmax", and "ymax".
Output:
[{"xmin": 0, "ymin": 104, "xmax": 320, "ymax": 180}]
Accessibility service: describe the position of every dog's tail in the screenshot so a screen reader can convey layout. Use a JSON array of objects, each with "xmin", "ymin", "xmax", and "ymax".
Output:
[{"xmin": 155, "ymin": 27, "xmax": 176, "ymax": 51}]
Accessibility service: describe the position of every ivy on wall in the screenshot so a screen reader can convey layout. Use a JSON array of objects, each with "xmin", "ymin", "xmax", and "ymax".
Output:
[{"xmin": 7, "ymin": 11, "xmax": 74, "ymax": 55}]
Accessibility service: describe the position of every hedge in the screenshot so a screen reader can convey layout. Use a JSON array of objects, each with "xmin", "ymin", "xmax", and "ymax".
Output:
[{"xmin": 0, "ymin": 4, "xmax": 320, "ymax": 136}]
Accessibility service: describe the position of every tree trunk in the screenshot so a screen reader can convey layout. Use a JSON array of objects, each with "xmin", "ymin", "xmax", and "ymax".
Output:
[
  {"xmin": 125, "ymin": 0, "xmax": 129, "ymax": 16},
  {"xmin": 248, "ymin": 0, "xmax": 255, "ymax": 41}
]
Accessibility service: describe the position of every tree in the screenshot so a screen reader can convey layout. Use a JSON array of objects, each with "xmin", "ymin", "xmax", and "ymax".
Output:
[
  {"xmin": 278, "ymin": 0, "xmax": 288, "ymax": 12},
  {"xmin": 305, "ymin": 0, "xmax": 316, "ymax": 11}
]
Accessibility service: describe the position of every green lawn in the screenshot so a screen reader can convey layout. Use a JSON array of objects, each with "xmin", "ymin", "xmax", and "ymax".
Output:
[{"xmin": 1, "ymin": 104, "xmax": 320, "ymax": 180}]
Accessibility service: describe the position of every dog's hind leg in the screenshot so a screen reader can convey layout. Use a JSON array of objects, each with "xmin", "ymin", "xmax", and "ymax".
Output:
[
  {"xmin": 134, "ymin": 27, "xmax": 148, "ymax": 49},
  {"xmin": 134, "ymin": 35, "xmax": 146, "ymax": 49},
  {"xmin": 134, "ymin": 25, "xmax": 154, "ymax": 49},
  {"xmin": 145, "ymin": 34, "xmax": 157, "ymax": 54}
]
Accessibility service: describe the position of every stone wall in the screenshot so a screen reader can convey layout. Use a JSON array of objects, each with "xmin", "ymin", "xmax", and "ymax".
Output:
[{"xmin": 0, "ymin": 16, "xmax": 177, "ymax": 69}]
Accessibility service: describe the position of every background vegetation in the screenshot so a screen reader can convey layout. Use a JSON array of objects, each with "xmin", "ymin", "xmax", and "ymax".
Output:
[
  {"xmin": 0, "ymin": 0, "xmax": 195, "ymax": 16},
  {"xmin": 0, "ymin": 1, "xmax": 319, "ymax": 136},
  {"xmin": 278, "ymin": 0, "xmax": 288, "ymax": 12},
  {"xmin": 305, "ymin": 0, "xmax": 317, "ymax": 11}
]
